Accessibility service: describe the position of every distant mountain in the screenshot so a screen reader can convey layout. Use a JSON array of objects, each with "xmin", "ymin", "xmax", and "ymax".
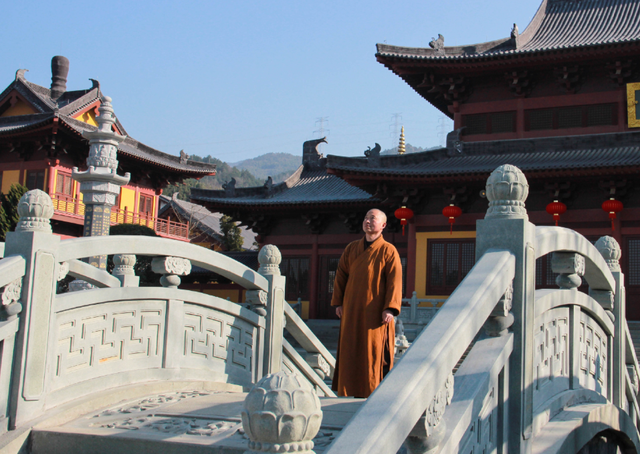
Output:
[
  {"xmin": 230, "ymin": 153, "xmax": 300, "ymax": 182},
  {"xmin": 381, "ymin": 143, "xmax": 437, "ymax": 155}
]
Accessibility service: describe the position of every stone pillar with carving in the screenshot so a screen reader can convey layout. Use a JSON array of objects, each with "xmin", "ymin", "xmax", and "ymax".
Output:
[
  {"xmin": 594, "ymin": 236, "xmax": 625, "ymax": 408},
  {"xmin": 475, "ymin": 164, "xmax": 535, "ymax": 452},
  {"xmin": 151, "ymin": 256, "xmax": 192, "ymax": 288},
  {"xmin": 258, "ymin": 245, "xmax": 287, "ymax": 377},
  {"xmin": 242, "ymin": 371, "xmax": 322, "ymax": 454},
  {"xmin": 404, "ymin": 373, "xmax": 454, "ymax": 454},
  {"xmin": 484, "ymin": 283, "xmax": 514, "ymax": 337},
  {"xmin": 72, "ymin": 96, "xmax": 130, "ymax": 271},
  {"xmin": 112, "ymin": 254, "xmax": 139, "ymax": 287},
  {"xmin": 4, "ymin": 190, "xmax": 61, "ymax": 427}
]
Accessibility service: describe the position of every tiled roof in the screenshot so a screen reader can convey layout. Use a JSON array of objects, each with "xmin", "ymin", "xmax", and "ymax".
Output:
[
  {"xmin": 159, "ymin": 194, "xmax": 256, "ymax": 247},
  {"xmin": 376, "ymin": 0, "xmax": 640, "ymax": 61},
  {"xmin": 0, "ymin": 74, "xmax": 215, "ymax": 176},
  {"xmin": 191, "ymin": 166, "xmax": 376, "ymax": 206},
  {"xmin": 326, "ymin": 131, "xmax": 640, "ymax": 179}
]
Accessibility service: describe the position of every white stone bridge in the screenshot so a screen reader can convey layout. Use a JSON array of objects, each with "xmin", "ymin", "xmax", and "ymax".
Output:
[{"xmin": 0, "ymin": 164, "xmax": 637, "ymax": 454}]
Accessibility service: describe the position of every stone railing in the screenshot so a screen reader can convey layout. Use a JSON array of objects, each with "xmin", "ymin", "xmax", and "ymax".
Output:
[
  {"xmin": 313, "ymin": 164, "xmax": 640, "ymax": 454},
  {"xmin": 0, "ymin": 189, "xmax": 319, "ymax": 432}
]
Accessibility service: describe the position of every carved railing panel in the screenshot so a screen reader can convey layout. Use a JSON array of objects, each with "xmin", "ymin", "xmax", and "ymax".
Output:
[
  {"xmin": 578, "ymin": 312, "xmax": 608, "ymax": 397},
  {"xmin": 533, "ymin": 307, "xmax": 570, "ymax": 405},
  {"xmin": 53, "ymin": 300, "xmax": 166, "ymax": 390}
]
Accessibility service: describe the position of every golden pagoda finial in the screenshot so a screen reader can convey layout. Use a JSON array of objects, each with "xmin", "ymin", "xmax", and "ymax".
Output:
[{"xmin": 398, "ymin": 126, "xmax": 406, "ymax": 155}]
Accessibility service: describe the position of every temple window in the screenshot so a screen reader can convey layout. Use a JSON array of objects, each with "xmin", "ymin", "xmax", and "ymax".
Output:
[
  {"xmin": 463, "ymin": 111, "xmax": 516, "ymax": 135},
  {"xmin": 56, "ymin": 171, "xmax": 73, "ymax": 196},
  {"xmin": 26, "ymin": 170, "xmax": 45, "ymax": 190},
  {"xmin": 426, "ymin": 239, "xmax": 475, "ymax": 294},
  {"xmin": 138, "ymin": 194, "xmax": 153, "ymax": 216},
  {"xmin": 526, "ymin": 103, "xmax": 617, "ymax": 131}
]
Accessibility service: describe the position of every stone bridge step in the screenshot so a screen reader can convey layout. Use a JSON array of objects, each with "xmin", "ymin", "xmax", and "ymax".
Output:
[{"xmin": 30, "ymin": 390, "xmax": 364, "ymax": 454}]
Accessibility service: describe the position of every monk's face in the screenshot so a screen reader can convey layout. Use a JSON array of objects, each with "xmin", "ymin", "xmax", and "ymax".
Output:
[{"xmin": 363, "ymin": 209, "xmax": 387, "ymax": 239}]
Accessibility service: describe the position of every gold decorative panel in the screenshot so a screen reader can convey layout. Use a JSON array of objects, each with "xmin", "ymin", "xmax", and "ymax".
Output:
[{"xmin": 627, "ymin": 82, "xmax": 640, "ymax": 128}]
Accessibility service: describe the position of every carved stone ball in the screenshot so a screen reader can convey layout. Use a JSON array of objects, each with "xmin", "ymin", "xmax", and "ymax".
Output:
[
  {"xmin": 595, "ymin": 236, "xmax": 621, "ymax": 271},
  {"xmin": 241, "ymin": 371, "xmax": 322, "ymax": 453},
  {"xmin": 113, "ymin": 254, "xmax": 137, "ymax": 275},
  {"xmin": 485, "ymin": 164, "xmax": 529, "ymax": 219},
  {"xmin": 258, "ymin": 244, "xmax": 282, "ymax": 276},
  {"xmin": 16, "ymin": 189, "xmax": 54, "ymax": 233}
]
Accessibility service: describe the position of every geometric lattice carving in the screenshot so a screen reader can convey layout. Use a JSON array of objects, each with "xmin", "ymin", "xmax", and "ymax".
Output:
[
  {"xmin": 579, "ymin": 313, "xmax": 608, "ymax": 396},
  {"xmin": 534, "ymin": 309, "xmax": 570, "ymax": 400},
  {"xmin": 183, "ymin": 305, "xmax": 255, "ymax": 373},
  {"xmin": 55, "ymin": 303, "xmax": 164, "ymax": 385}
]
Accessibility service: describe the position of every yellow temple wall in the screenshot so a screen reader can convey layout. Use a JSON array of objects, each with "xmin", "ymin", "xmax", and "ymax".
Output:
[
  {"xmin": 0, "ymin": 99, "xmax": 36, "ymax": 117},
  {"xmin": 1, "ymin": 170, "xmax": 20, "ymax": 193}
]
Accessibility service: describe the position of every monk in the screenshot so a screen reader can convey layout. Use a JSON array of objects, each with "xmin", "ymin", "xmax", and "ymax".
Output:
[{"xmin": 331, "ymin": 208, "xmax": 403, "ymax": 398}]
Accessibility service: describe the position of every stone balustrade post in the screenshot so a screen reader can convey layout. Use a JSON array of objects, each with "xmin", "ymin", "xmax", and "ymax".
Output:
[
  {"xmin": 258, "ymin": 245, "xmax": 287, "ymax": 377},
  {"xmin": 594, "ymin": 236, "xmax": 625, "ymax": 408},
  {"xmin": 112, "ymin": 254, "xmax": 139, "ymax": 287},
  {"xmin": 475, "ymin": 164, "xmax": 535, "ymax": 453},
  {"xmin": 484, "ymin": 283, "xmax": 515, "ymax": 337},
  {"xmin": 404, "ymin": 373, "xmax": 454, "ymax": 454},
  {"xmin": 3, "ymin": 190, "xmax": 61, "ymax": 428},
  {"xmin": 242, "ymin": 371, "xmax": 322, "ymax": 453},
  {"xmin": 410, "ymin": 291, "xmax": 419, "ymax": 323},
  {"xmin": 151, "ymin": 256, "xmax": 191, "ymax": 288}
]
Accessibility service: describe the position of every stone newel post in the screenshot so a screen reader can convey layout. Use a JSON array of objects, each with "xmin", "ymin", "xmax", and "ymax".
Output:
[
  {"xmin": 72, "ymin": 96, "xmax": 130, "ymax": 271},
  {"xmin": 4, "ymin": 190, "xmax": 61, "ymax": 427},
  {"xmin": 594, "ymin": 236, "xmax": 625, "ymax": 408},
  {"xmin": 257, "ymin": 245, "xmax": 287, "ymax": 377},
  {"xmin": 475, "ymin": 164, "xmax": 535, "ymax": 453},
  {"xmin": 242, "ymin": 371, "xmax": 323, "ymax": 454}
]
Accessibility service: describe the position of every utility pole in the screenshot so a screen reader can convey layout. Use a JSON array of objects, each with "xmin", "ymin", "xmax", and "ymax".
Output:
[
  {"xmin": 314, "ymin": 117, "xmax": 329, "ymax": 153},
  {"xmin": 390, "ymin": 113, "xmax": 402, "ymax": 150},
  {"xmin": 437, "ymin": 116, "xmax": 447, "ymax": 147}
]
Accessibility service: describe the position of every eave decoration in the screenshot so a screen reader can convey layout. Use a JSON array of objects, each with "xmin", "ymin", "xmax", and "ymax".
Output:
[
  {"xmin": 546, "ymin": 200, "xmax": 567, "ymax": 226},
  {"xmin": 394, "ymin": 206, "xmax": 414, "ymax": 236},
  {"xmin": 602, "ymin": 198, "xmax": 623, "ymax": 232},
  {"xmin": 442, "ymin": 204, "xmax": 462, "ymax": 235}
]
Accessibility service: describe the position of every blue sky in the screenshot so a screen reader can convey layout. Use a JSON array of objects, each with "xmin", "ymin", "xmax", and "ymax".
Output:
[{"xmin": 3, "ymin": 1, "xmax": 541, "ymax": 161}]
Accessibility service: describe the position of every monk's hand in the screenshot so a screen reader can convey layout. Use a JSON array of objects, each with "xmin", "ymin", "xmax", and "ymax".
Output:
[
  {"xmin": 382, "ymin": 310, "xmax": 394, "ymax": 324},
  {"xmin": 336, "ymin": 306, "xmax": 343, "ymax": 318}
]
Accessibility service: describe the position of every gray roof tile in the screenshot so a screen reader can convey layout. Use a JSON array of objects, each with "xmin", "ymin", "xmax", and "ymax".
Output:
[{"xmin": 376, "ymin": 0, "xmax": 640, "ymax": 61}]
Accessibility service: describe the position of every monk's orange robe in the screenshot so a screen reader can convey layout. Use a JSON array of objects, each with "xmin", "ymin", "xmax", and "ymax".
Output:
[{"xmin": 331, "ymin": 235, "xmax": 403, "ymax": 398}]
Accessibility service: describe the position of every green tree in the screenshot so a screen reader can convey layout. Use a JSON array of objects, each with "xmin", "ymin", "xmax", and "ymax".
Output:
[
  {"xmin": 220, "ymin": 215, "xmax": 244, "ymax": 251},
  {"xmin": 0, "ymin": 184, "xmax": 28, "ymax": 241}
]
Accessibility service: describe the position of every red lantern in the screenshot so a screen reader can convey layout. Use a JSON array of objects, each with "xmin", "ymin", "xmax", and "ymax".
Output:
[
  {"xmin": 602, "ymin": 198, "xmax": 623, "ymax": 232},
  {"xmin": 546, "ymin": 200, "xmax": 567, "ymax": 226},
  {"xmin": 442, "ymin": 204, "xmax": 462, "ymax": 234},
  {"xmin": 394, "ymin": 206, "xmax": 414, "ymax": 235}
]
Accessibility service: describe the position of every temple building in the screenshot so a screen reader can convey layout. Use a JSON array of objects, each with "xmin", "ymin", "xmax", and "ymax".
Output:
[
  {"xmin": 0, "ymin": 56, "xmax": 217, "ymax": 240},
  {"xmin": 196, "ymin": 0, "xmax": 640, "ymax": 320}
]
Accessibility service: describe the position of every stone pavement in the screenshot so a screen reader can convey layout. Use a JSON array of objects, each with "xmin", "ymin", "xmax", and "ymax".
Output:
[{"xmin": 30, "ymin": 389, "xmax": 364, "ymax": 453}]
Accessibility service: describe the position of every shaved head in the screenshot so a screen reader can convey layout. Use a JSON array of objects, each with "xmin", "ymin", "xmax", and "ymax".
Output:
[{"xmin": 363, "ymin": 209, "xmax": 387, "ymax": 241}]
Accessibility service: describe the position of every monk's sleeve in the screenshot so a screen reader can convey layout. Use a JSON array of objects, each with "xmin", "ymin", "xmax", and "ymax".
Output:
[
  {"xmin": 383, "ymin": 247, "xmax": 403, "ymax": 315},
  {"xmin": 331, "ymin": 246, "xmax": 351, "ymax": 307}
]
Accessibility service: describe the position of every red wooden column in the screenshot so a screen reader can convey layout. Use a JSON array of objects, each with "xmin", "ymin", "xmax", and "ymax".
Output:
[
  {"xmin": 309, "ymin": 236, "xmax": 319, "ymax": 319},
  {"xmin": 406, "ymin": 220, "xmax": 417, "ymax": 297}
]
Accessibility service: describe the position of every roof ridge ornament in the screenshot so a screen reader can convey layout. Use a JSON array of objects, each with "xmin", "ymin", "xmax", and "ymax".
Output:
[
  {"xmin": 429, "ymin": 34, "xmax": 445, "ymax": 54},
  {"xmin": 15, "ymin": 69, "xmax": 28, "ymax": 81},
  {"xmin": 365, "ymin": 143, "xmax": 381, "ymax": 167},
  {"xmin": 511, "ymin": 23, "xmax": 519, "ymax": 49}
]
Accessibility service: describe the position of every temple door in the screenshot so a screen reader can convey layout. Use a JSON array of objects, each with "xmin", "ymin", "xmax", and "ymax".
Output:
[{"xmin": 317, "ymin": 255, "xmax": 340, "ymax": 319}]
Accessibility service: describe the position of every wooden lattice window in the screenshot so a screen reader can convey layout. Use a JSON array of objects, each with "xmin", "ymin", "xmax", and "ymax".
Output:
[
  {"xmin": 527, "ymin": 104, "xmax": 617, "ymax": 131},
  {"xmin": 56, "ymin": 171, "xmax": 73, "ymax": 195},
  {"xmin": 427, "ymin": 239, "xmax": 475, "ymax": 294},
  {"xmin": 138, "ymin": 194, "xmax": 154, "ymax": 215},
  {"xmin": 463, "ymin": 112, "xmax": 515, "ymax": 135}
]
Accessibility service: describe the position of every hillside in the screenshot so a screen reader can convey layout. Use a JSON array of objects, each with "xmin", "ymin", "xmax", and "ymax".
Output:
[
  {"xmin": 164, "ymin": 144, "xmax": 428, "ymax": 200},
  {"xmin": 230, "ymin": 153, "xmax": 300, "ymax": 181}
]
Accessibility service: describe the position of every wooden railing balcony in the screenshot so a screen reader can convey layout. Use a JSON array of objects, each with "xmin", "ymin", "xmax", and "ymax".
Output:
[{"xmin": 51, "ymin": 192, "xmax": 189, "ymax": 240}]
